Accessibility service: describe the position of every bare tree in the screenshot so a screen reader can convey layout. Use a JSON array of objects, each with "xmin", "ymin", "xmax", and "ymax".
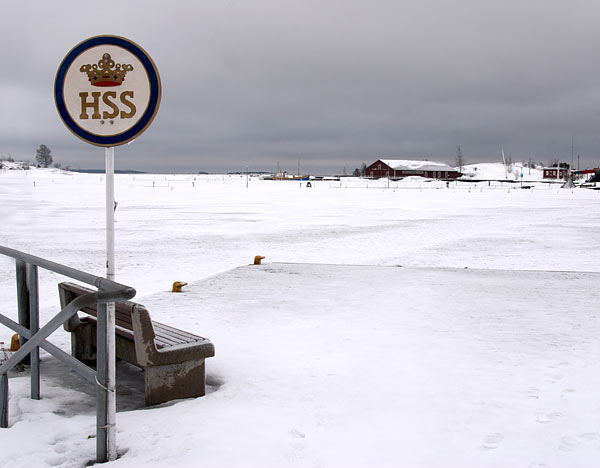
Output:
[
  {"xmin": 35, "ymin": 144, "xmax": 53, "ymax": 168},
  {"xmin": 525, "ymin": 158, "xmax": 537, "ymax": 174},
  {"xmin": 455, "ymin": 145, "xmax": 466, "ymax": 171}
]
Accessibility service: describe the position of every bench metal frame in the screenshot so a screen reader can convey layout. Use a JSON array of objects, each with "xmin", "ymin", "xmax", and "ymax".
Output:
[{"xmin": 0, "ymin": 246, "xmax": 135, "ymax": 463}]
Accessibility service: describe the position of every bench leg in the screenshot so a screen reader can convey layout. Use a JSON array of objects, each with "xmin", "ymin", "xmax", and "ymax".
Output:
[
  {"xmin": 144, "ymin": 360, "xmax": 206, "ymax": 406},
  {"xmin": 71, "ymin": 324, "xmax": 96, "ymax": 364}
]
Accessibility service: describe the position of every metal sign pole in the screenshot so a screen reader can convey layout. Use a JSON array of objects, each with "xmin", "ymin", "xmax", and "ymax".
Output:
[
  {"xmin": 101, "ymin": 146, "xmax": 117, "ymax": 461},
  {"xmin": 55, "ymin": 36, "xmax": 161, "ymax": 464},
  {"xmin": 106, "ymin": 147, "xmax": 115, "ymax": 282}
]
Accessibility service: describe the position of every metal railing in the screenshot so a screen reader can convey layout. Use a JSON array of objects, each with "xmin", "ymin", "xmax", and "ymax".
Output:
[{"xmin": 0, "ymin": 246, "xmax": 135, "ymax": 463}]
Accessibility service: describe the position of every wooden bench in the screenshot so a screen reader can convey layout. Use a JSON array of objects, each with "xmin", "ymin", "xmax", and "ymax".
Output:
[{"xmin": 59, "ymin": 281, "xmax": 215, "ymax": 406}]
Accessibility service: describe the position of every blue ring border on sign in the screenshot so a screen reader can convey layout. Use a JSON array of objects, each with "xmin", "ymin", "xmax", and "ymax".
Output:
[{"xmin": 54, "ymin": 35, "xmax": 161, "ymax": 147}]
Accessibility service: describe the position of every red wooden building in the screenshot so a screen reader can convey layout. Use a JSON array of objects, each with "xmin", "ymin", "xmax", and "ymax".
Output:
[
  {"xmin": 542, "ymin": 167, "xmax": 569, "ymax": 179},
  {"xmin": 364, "ymin": 159, "xmax": 462, "ymax": 179}
]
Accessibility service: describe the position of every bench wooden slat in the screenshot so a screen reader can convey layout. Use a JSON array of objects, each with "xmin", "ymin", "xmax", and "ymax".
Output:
[
  {"xmin": 79, "ymin": 306, "xmax": 134, "ymax": 327},
  {"xmin": 82, "ymin": 316, "xmax": 201, "ymax": 348},
  {"xmin": 81, "ymin": 316, "xmax": 135, "ymax": 340},
  {"xmin": 153, "ymin": 333, "xmax": 187, "ymax": 347},
  {"xmin": 79, "ymin": 307, "xmax": 134, "ymax": 331},
  {"xmin": 153, "ymin": 322, "xmax": 206, "ymax": 343}
]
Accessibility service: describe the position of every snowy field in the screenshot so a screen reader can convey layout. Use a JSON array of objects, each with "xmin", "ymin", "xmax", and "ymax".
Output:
[{"xmin": 1, "ymin": 167, "xmax": 600, "ymax": 467}]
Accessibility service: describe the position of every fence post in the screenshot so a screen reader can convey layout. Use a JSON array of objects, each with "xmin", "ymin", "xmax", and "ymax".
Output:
[{"xmin": 27, "ymin": 264, "xmax": 40, "ymax": 400}]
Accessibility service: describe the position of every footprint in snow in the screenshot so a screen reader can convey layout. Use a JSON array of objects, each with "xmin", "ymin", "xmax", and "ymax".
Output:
[
  {"xmin": 525, "ymin": 387, "xmax": 540, "ymax": 400},
  {"xmin": 289, "ymin": 428, "xmax": 306, "ymax": 439},
  {"xmin": 481, "ymin": 433, "xmax": 503, "ymax": 450},
  {"xmin": 287, "ymin": 429, "xmax": 307, "ymax": 462},
  {"xmin": 559, "ymin": 436, "xmax": 577, "ymax": 452},
  {"xmin": 536, "ymin": 411, "xmax": 562, "ymax": 424},
  {"xmin": 558, "ymin": 432, "xmax": 600, "ymax": 452}
]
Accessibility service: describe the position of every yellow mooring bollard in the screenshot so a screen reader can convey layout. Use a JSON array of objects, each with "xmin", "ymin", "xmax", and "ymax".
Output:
[
  {"xmin": 172, "ymin": 281, "xmax": 188, "ymax": 293},
  {"xmin": 254, "ymin": 255, "xmax": 265, "ymax": 265},
  {"xmin": 10, "ymin": 333, "xmax": 20, "ymax": 352}
]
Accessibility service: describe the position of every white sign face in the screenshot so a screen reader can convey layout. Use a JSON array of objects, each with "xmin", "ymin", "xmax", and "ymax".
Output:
[
  {"xmin": 63, "ymin": 45, "xmax": 150, "ymax": 136},
  {"xmin": 55, "ymin": 36, "xmax": 161, "ymax": 147}
]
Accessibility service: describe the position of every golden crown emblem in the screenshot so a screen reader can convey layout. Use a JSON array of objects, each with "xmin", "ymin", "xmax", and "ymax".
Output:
[{"xmin": 80, "ymin": 53, "xmax": 133, "ymax": 87}]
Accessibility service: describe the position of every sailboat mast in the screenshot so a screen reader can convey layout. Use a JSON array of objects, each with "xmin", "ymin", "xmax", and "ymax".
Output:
[{"xmin": 571, "ymin": 134, "xmax": 574, "ymax": 171}]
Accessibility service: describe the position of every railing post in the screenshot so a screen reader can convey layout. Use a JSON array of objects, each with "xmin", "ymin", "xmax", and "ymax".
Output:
[
  {"xmin": 27, "ymin": 264, "xmax": 40, "ymax": 400},
  {"xmin": 15, "ymin": 261, "xmax": 31, "ymax": 365},
  {"xmin": 0, "ymin": 373, "xmax": 7, "ymax": 428},
  {"xmin": 96, "ymin": 302, "xmax": 108, "ymax": 463}
]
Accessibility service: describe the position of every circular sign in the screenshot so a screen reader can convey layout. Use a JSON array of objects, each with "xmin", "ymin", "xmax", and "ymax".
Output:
[{"xmin": 55, "ymin": 35, "xmax": 161, "ymax": 147}]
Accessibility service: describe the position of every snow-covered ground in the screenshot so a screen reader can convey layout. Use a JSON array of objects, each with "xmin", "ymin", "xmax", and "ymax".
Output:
[{"xmin": 1, "ymin": 167, "xmax": 600, "ymax": 467}]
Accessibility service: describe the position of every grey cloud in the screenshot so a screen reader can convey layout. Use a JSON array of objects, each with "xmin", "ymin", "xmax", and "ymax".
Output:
[{"xmin": 2, "ymin": 0, "xmax": 600, "ymax": 173}]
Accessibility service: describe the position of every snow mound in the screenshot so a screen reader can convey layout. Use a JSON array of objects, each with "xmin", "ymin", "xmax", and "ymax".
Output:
[
  {"xmin": 381, "ymin": 159, "xmax": 454, "ymax": 171},
  {"xmin": 0, "ymin": 161, "xmax": 29, "ymax": 170},
  {"xmin": 461, "ymin": 162, "xmax": 544, "ymax": 181}
]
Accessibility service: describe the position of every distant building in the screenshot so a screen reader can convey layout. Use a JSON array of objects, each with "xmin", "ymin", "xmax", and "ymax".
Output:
[
  {"xmin": 365, "ymin": 159, "xmax": 462, "ymax": 180},
  {"xmin": 542, "ymin": 167, "xmax": 569, "ymax": 179},
  {"xmin": 571, "ymin": 168, "xmax": 598, "ymax": 181}
]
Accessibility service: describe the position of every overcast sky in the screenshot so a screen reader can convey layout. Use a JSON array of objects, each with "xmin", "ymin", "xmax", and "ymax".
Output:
[{"xmin": 3, "ymin": 0, "xmax": 600, "ymax": 173}]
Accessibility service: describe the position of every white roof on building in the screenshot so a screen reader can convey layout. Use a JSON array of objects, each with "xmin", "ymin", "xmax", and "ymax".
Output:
[{"xmin": 380, "ymin": 159, "xmax": 455, "ymax": 172}]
